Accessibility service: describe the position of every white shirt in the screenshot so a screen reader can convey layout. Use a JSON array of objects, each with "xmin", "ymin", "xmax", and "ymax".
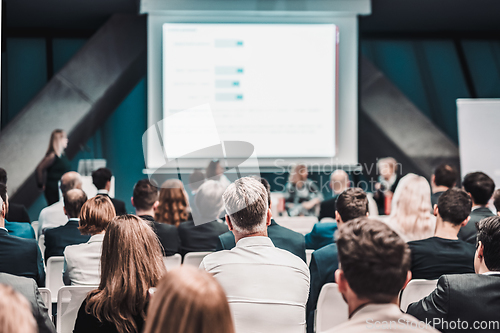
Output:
[
  {"xmin": 200, "ymin": 236, "xmax": 310, "ymax": 333},
  {"xmin": 63, "ymin": 233, "xmax": 104, "ymax": 286},
  {"xmin": 38, "ymin": 200, "xmax": 67, "ymax": 237}
]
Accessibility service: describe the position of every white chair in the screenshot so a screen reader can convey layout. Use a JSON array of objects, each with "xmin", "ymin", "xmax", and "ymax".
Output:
[
  {"xmin": 319, "ymin": 217, "xmax": 336, "ymax": 223},
  {"xmin": 400, "ymin": 279, "xmax": 438, "ymax": 311},
  {"xmin": 46, "ymin": 256, "xmax": 65, "ymax": 303},
  {"xmin": 163, "ymin": 254, "xmax": 182, "ymax": 270},
  {"xmin": 57, "ymin": 286, "xmax": 97, "ymax": 333},
  {"xmin": 38, "ymin": 234, "xmax": 45, "ymax": 259},
  {"xmin": 306, "ymin": 249, "xmax": 314, "ymax": 266},
  {"xmin": 183, "ymin": 252, "xmax": 212, "ymax": 267},
  {"xmin": 274, "ymin": 216, "xmax": 318, "ymax": 235},
  {"xmin": 38, "ymin": 288, "xmax": 52, "ymax": 320},
  {"xmin": 32, "ymin": 221, "xmax": 39, "ymax": 239},
  {"xmin": 315, "ymin": 283, "xmax": 348, "ymax": 333}
]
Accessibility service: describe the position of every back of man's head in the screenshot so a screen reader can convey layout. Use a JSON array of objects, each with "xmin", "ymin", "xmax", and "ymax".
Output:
[
  {"xmin": 60, "ymin": 172, "xmax": 82, "ymax": 194},
  {"xmin": 493, "ymin": 189, "xmax": 500, "ymax": 214},
  {"xmin": 195, "ymin": 180, "xmax": 226, "ymax": 221},
  {"xmin": 477, "ymin": 216, "xmax": 500, "ymax": 271},
  {"xmin": 437, "ymin": 188, "xmax": 472, "ymax": 225},
  {"xmin": 0, "ymin": 168, "xmax": 7, "ymax": 185},
  {"xmin": 251, "ymin": 176, "xmax": 271, "ymax": 208},
  {"xmin": 133, "ymin": 179, "xmax": 159, "ymax": 211},
  {"xmin": 463, "ymin": 172, "xmax": 495, "ymax": 205},
  {"xmin": 331, "ymin": 170, "xmax": 349, "ymax": 194},
  {"xmin": 336, "ymin": 217, "xmax": 411, "ymax": 302},
  {"xmin": 336, "ymin": 188, "xmax": 369, "ymax": 222},
  {"xmin": 223, "ymin": 177, "xmax": 268, "ymax": 235},
  {"xmin": 433, "ymin": 164, "xmax": 458, "ymax": 188},
  {"xmin": 63, "ymin": 189, "xmax": 87, "ymax": 219},
  {"xmin": 92, "ymin": 168, "xmax": 112, "ymax": 190},
  {"xmin": 0, "ymin": 183, "xmax": 7, "ymax": 215}
]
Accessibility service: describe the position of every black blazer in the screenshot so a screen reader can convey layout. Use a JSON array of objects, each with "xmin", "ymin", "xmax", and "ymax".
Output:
[
  {"xmin": 98, "ymin": 193, "xmax": 127, "ymax": 215},
  {"xmin": 0, "ymin": 229, "xmax": 45, "ymax": 287},
  {"xmin": 6, "ymin": 203, "xmax": 30, "ymax": 223},
  {"xmin": 458, "ymin": 207, "xmax": 494, "ymax": 244},
  {"xmin": 44, "ymin": 219, "xmax": 90, "ymax": 263},
  {"xmin": 139, "ymin": 215, "xmax": 180, "ymax": 256},
  {"xmin": 215, "ymin": 219, "xmax": 306, "ymax": 262},
  {"xmin": 407, "ymin": 273, "xmax": 500, "ymax": 333},
  {"xmin": 318, "ymin": 196, "xmax": 338, "ymax": 221},
  {"xmin": 178, "ymin": 220, "xmax": 229, "ymax": 256}
]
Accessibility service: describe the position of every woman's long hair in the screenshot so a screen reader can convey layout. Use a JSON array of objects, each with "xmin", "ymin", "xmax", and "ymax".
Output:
[
  {"xmin": 155, "ymin": 179, "xmax": 189, "ymax": 226},
  {"xmin": 45, "ymin": 129, "xmax": 66, "ymax": 156},
  {"xmin": 85, "ymin": 215, "xmax": 166, "ymax": 333},
  {"xmin": 143, "ymin": 266, "xmax": 235, "ymax": 333},
  {"xmin": 388, "ymin": 173, "xmax": 436, "ymax": 241}
]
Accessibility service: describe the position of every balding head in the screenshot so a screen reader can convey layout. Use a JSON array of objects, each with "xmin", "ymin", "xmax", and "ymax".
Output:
[
  {"xmin": 63, "ymin": 189, "xmax": 87, "ymax": 219},
  {"xmin": 60, "ymin": 172, "xmax": 82, "ymax": 195},
  {"xmin": 331, "ymin": 170, "xmax": 350, "ymax": 195}
]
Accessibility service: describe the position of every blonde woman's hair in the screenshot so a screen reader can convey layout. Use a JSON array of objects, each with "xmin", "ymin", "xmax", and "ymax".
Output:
[
  {"xmin": 0, "ymin": 284, "xmax": 36, "ymax": 333},
  {"xmin": 155, "ymin": 179, "xmax": 189, "ymax": 227},
  {"xmin": 143, "ymin": 266, "xmax": 235, "ymax": 333}
]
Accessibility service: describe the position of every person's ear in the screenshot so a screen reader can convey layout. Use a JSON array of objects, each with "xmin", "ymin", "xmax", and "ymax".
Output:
[
  {"xmin": 433, "ymin": 204, "xmax": 439, "ymax": 217},
  {"xmin": 153, "ymin": 201, "xmax": 160, "ymax": 211},
  {"xmin": 476, "ymin": 241, "xmax": 484, "ymax": 261},
  {"xmin": 431, "ymin": 175, "xmax": 436, "ymax": 186},
  {"xmin": 461, "ymin": 216, "xmax": 470, "ymax": 227},
  {"xmin": 266, "ymin": 208, "xmax": 272, "ymax": 226},
  {"xmin": 401, "ymin": 271, "xmax": 412, "ymax": 290},
  {"xmin": 335, "ymin": 269, "xmax": 348, "ymax": 294},
  {"xmin": 226, "ymin": 214, "xmax": 234, "ymax": 231},
  {"xmin": 335, "ymin": 211, "xmax": 342, "ymax": 225},
  {"xmin": 63, "ymin": 207, "xmax": 67, "ymax": 216},
  {"xmin": 130, "ymin": 197, "xmax": 134, "ymax": 207}
]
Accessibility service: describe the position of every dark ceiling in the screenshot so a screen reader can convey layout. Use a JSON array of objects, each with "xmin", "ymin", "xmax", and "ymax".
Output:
[{"xmin": 4, "ymin": 0, "xmax": 500, "ymax": 35}]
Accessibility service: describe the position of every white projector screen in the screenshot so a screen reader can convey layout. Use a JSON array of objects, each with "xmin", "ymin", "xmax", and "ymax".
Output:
[{"xmin": 162, "ymin": 23, "xmax": 338, "ymax": 159}]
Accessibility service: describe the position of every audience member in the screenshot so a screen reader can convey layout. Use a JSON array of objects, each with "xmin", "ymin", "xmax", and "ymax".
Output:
[
  {"xmin": 38, "ymin": 171, "xmax": 82, "ymax": 236},
  {"xmin": 206, "ymin": 160, "xmax": 231, "ymax": 188},
  {"xmin": 143, "ymin": 266, "xmax": 235, "ymax": 333},
  {"xmin": 178, "ymin": 180, "xmax": 229, "ymax": 255},
  {"xmin": 0, "ymin": 182, "xmax": 36, "ymax": 239},
  {"xmin": 0, "ymin": 183, "xmax": 45, "ymax": 287},
  {"xmin": 187, "ymin": 168, "xmax": 205, "ymax": 216},
  {"xmin": 494, "ymin": 189, "xmax": 500, "ymax": 215},
  {"xmin": 91, "ymin": 168, "xmax": 127, "ymax": 215},
  {"xmin": 201, "ymin": 177, "xmax": 309, "ymax": 333},
  {"xmin": 430, "ymin": 163, "xmax": 458, "ymax": 208},
  {"xmin": 407, "ymin": 216, "xmax": 500, "ymax": 332},
  {"xmin": 328, "ymin": 217, "xmax": 438, "ymax": 333},
  {"xmin": 373, "ymin": 157, "xmax": 401, "ymax": 215},
  {"xmin": 216, "ymin": 177, "xmax": 306, "ymax": 262},
  {"xmin": 0, "ymin": 283, "xmax": 36, "ymax": 333},
  {"xmin": 63, "ymin": 195, "xmax": 116, "ymax": 286},
  {"xmin": 318, "ymin": 169, "xmax": 350, "ymax": 221},
  {"xmin": 155, "ymin": 179, "xmax": 190, "ymax": 227},
  {"xmin": 44, "ymin": 189, "xmax": 89, "ymax": 262},
  {"xmin": 458, "ymin": 171, "xmax": 495, "ymax": 244},
  {"xmin": 408, "ymin": 188, "xmax": 475, "ymax": 280},
  {"xmin": 132, "ymin": 179, "xmax": 180, "ymax": 256},
  {"xmin": 284, "ymin": 164, "xmax": 323, "ymax": 216},
  {"xmin": 388, "ymin": 173, "xmax": 435, "ymax": 241},
  {"xmin": 74, "ymin": 215, "xmax": 166, "ymax": 333},
  {"xmin": 0, "ymin": 168, "xmax": 30, "ymax": 223},
  {"xmin": 0, "ymin": 273, "xmax": 54, "ymax": 333},
  {"xmin": 306, "ymin": 188, "xmax": 369, "ymax": 333}
]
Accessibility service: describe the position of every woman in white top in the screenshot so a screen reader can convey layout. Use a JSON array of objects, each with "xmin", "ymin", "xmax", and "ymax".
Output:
[{"xmin": 63, "ymin": 195, "xmax": 116, "ymax": 286}]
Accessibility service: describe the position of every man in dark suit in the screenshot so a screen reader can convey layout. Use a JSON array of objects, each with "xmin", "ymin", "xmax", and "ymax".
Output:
[
  {"xmin": 408, "ymin": 216, "xmax": 500, "ymax": 332},
  {"xmin": 0, "ymin": 272, "xmax": 55, "ymax": 333},
  {"xmin": 306, "ymin": 188, "xmax": 370, "ymax": 333},
  {"xmin": 216, "ymin": 177, "xmax": 306, "ymax": 262},
  {"xmin": 0, "ymin": 183, "xmax": 45, "ymax": 287},
  {"xmin": 132, "ymin": 179, "xmax": 180, "ymax": 256},
  {"xmin": 0, "ymin": 168, "xmax": 30, "ymax": 223},
  {"xmin": 91, "ymin": 167, "xmax": 127, "ymax": 215},
  {"xmin": 430, "ymin": 164, "xmax": 458, "ymax": 208},
  {"xmin": 44, "ymin": 189, "xmax": 90, "ymax": 262},
  {"xmin": 458, "ymin": 172, "xmax": 495, "ymax": 244},
  {"xmin": 318, "ymin": 169, "xmax": 350, "ymax": 221}
]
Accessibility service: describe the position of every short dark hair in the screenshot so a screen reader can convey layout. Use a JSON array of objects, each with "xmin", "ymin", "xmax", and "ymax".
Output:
[
  {"xmin": 251, "ymin": 176, "xmax": 271, "ymax": 208},
  {"xmin": 493, "ymin": 189, "xmax": 500, "ymax": 214},
  {"xmin": 133, "ymin": 179, "xmax": 159, "ymax": 211},
  {"xmin": 0, "ymin": 168, "xmax": 7, "ymax": 185},
  {"xmin": 433, "ymin": 164, "xmax": 458, "ymax": 188},
  {"xmin": 477, "ymin": 216, "xmax": 500, "ymax": 271},
  {"xmin": 336, "ymin": 188, "xmax": 369, "ymax": 222},
  {"xmin": 336, "ymin": 217, "xmax": 411, "ymax": 302},
  {"xmin": 0, "ymin": 183, "xmax": 6, "ymax": 204},
  {"xmin": 437, "ymin": 188, "xmax": 472, "ymax": 225},
  {"xmin": 463, "ymin": 172, "xmax": 495, "ymax": 205},
  {"xmin": 63, "ymin": 189, "xmax": 87, "ymax": 218},
  {"xmin": 92, "ymin": 168, "xmax": 113, "ymax": 190}
]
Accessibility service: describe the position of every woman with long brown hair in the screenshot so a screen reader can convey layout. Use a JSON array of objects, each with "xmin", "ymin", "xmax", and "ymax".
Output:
[
  {"xmin": 144, "ymin": 266, "xmax": 235, "ymax": 333},
  {"xmin": 155, "ymin": 179, "xmax": 190, "ymax": 227},
  {"xmin": 35, "ymin": 129, "xmax": 71, "ymax": 205},
  {"xmin": 73, "ymin": 215, "xmax": 166, "ymax": 333}
]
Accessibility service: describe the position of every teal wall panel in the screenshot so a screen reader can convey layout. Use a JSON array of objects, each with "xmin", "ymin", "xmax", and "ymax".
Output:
[{"xmin": 462, "ymin": 40, "xmax": 500, "ymax": 98}]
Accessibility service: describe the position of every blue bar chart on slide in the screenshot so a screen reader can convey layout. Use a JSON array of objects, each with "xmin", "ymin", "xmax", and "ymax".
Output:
[
  {"xmin": 215, "ymin": 66, "xmax": 244, "ymax": 75},
  {"xmin": 215, "ymin": 39, "xmax": 244, "ymax": 47},
  {"xmin": 216, "ymin": 93, "xmax": 244, "ymax": 101},
  {"xmin": 215, "ymin": 80, "xmax": 241, "ymax": 88}
]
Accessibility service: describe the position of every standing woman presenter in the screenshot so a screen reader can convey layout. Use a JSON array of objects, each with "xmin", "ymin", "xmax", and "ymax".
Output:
[{"xmin": 36, "ymin": 129, "xmax": 71, "ymax": 205}]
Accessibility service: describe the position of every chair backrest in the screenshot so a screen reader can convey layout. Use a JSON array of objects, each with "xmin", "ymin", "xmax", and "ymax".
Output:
[
  {"xmin": 274, "ymin": 216, "xmax": 318, "ymax": 235},
  {"xmin": 46, "ymin": 256, "xmax": 65, "ymax": 302},
  {"xmin": 32, "ymin": 221, "xmax": 39, "ymax": 239},
  {"xmin": 183, "ymin": 252, "xmax": 213, "ymax": 267},
  {"xmin": 306, "ymin": 249, "xmax": 314, "ymax": 266},
  {"xmin": 57, "ymin": 286, "xmax": 97, "ymax": 333},
  {"xmin": 316, "ymin": 283, "xmax": 348, "ymax": 333},
  {"xmin": 319, "ymin": 217, "xmax": 336, "ymax": 223},
  {"xmin": 400, "ymin": 279, "xmax": 438, "ymax": 311},
  {"xmin": 38, "ymin": 288, "xmax": 52, "ymax": 320},
  {"xmin": 38, "ymin": 234, "xmax": 45, "ymax": 259},
  {"xmin": 163, "ymin": 254, "xmax": 182, "ymax": 270}
]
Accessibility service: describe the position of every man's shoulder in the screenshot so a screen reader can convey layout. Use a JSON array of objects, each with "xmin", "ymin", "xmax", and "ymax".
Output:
[
  {"xmin": 270, "ymin": 222, "xmax": 304, "ymax": 239},
  {"xmin": 311, "ymin": 222, "xmax": 337, "ymax": 234},
  {"xmin": 315, "ymin": 243, "xmax": 338, "ymax": 256}
]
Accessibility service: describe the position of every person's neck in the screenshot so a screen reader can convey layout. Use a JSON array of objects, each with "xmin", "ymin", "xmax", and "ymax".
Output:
[
  {"xmin": 234, "ymin": 230, "xmax": 268, "ymax": 244},
  {"xmin": 476, "ymin": 263, "xmax": 492, "ymax": 275},
  {"xmin": 0, "ymin": 217, "xmax": 4, "ymax": 229},
  {"xmin": 434, "ymin": 219, "xmax": 461, "ymax": 240},
  {"xmin": 347, "ymin": 297, "xmax": 398, "ymax": 318},
  {"xmin": 432, "ymin": 185, "xmax": 449, "ymax": 194},
  {"xmin": 135, "ymin": 208, "xmax": 155, "ymax": 218},
  {"xmin": 472, "ymin": 203, "xmax": 488, "ymax": 209}
]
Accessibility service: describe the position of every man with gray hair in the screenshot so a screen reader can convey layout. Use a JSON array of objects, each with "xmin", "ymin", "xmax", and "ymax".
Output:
[{"xmin": 201, "ymin": 177, "xmax": 310, "ymax": 333}]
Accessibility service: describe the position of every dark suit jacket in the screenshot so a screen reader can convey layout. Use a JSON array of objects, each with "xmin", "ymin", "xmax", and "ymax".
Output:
[
  {"xmin": 305, "ymin": 222, "xmax": 338, "ymax": 250},
  {"xmin": 98, "ymin": 193, "xmax": 127, "ymax": 215},
  {"xmin": 306, "ymin": 243, "xmax": 338, "ymax": 333},
  {"xmin": 139, "ymin": 215, "xmax": 180, "ymax": 256},
  {"xmin": 6, "ymin": 203, "xmax": 30, "ymax": 223},
  {"xmin": 318, "ymin": 196, "xmax": 338, "ymax": 221},
  {"xmin": 178, "ymin": 220, "xmax": 229, "ymax": 256},
  {"xmin": 0, "ymin": 273, "xmax": 55, "ymax": 333},
  {"xmin": 44, "ymin": 219, "xmax": 90, "ymax": 263},
  {"xmin": 215, "ymin": 219, "xmax": 306, "ymax": 262},
  {"xmin": 458, "ymin": 207, "xmax": 494, "ymax": 244},
  {"xmin": 407, "ymin": 273, "xmax": 500, "ymax": 333},
  {"xmin": 431, "ymin": 191, "xmax": 445, "ymax": 209},
  {"xmin": 0, "ymin": 228, "xmax": 45, "ymax": 287}
]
